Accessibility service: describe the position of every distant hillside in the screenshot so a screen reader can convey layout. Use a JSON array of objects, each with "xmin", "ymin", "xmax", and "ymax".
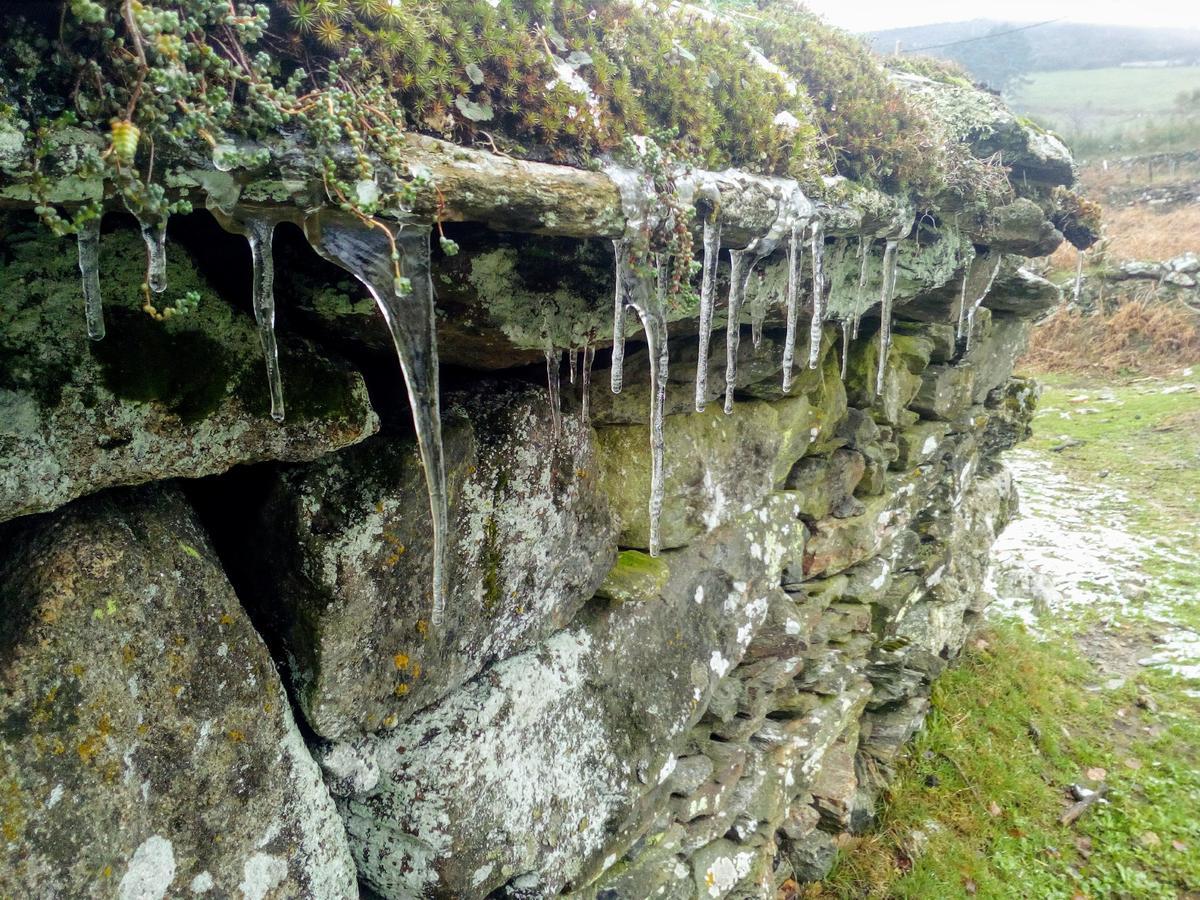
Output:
[{"xmin": 869, "ymin": 20, "xmax": 1200, "ymax": 75}]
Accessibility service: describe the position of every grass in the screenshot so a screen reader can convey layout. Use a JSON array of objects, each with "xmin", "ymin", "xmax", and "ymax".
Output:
[
  {"xmin": 1023, "ymin": 373, "xmax": 1200, "ymax": 532},
  {"xmin": 816, "ymin": 370, "xmax": 1200, "ymax": 899},
  {"xmin": 817, "ymin": 624, "xmax": 1200, "ymax": 899},
  {"xmin": 1007, "ymin": 66, "xmax": 1200, "ymax": 149}
]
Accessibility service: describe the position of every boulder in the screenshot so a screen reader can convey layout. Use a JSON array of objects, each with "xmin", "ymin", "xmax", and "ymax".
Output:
[
  {"xmin": 322, "ymin": 494, "xmax": 805, "ymax": 899},
  {"xmin": 0, "ymin": 218, "xmax": 377, "ymax": 525},
  {"xmin": 0, "ymin": 486, "xmax": 357, "ymax": 899},
  {"xmin": 843, "ymin": 331, "xmax": 930, "ymax": 427},
  {"xmin": 784, "ymin": 449, "xmax": 867, "ymax": 520},
  {"xmin": 962, "ymin": 313, "xmax": 1032, "ymax": 403},
  {"xmin": 258, "ymin": 383, "xmax": 617, "ymax": 739},
  {"xmin": 977, "ymin": 199, "xmax": 1064, "ymax": 258}
]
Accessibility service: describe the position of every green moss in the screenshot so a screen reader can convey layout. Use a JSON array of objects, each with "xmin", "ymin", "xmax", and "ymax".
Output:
[
  {"xmin": 239, "ymin": 344, "xmax": 364, "ymax": 426},
  {"xmin": 480, "ymin": 513, "xmax": 503, "ymax": 615},
  {"xmin": 595, "ymin": 550, "xmax": 670, "ymax": 603},
  {"xmin": 90, "ymin": 308, "xmax": 235, "ymax": 425}
]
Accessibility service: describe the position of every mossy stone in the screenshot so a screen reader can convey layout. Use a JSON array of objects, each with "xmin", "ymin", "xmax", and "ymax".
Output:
[{"xmin": 596, "ymin": 551, "xmax": 671, "ymax": 604}]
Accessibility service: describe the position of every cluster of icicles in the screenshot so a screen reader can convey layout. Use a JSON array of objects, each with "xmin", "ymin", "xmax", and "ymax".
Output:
[
  {"xmin": 75, "ymin": 204, "xmax": 450, "ymax": 624},
  {"xmin": 72, "ymin": 182, "xmax": 1003, "ymax": 627},
  {"xmin": 599, "ymin": 172, "xmax": 912, "ymax": 559}
]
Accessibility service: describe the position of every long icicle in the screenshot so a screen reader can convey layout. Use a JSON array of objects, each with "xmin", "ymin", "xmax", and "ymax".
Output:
[
  {"xmin": 611, "ymin": 238, "xmax": 629, "ymax": 394},
  {"xmin": 694, "ymin": 190, "xmax": 722, "ymax": 412},
  {"xmin": 853, "ymin": 235, "xmax": 870, "ymax": 339},
  {"xmin": 749, "ymin": 268, "xmax": 769, "ymax": 350},
  {"xmin": 874, "ymin": 238, "xmax": 900, "ymax": 397},
  {"xmin": 580, "ymin": 335, "xmax": 595, "ymax": 425},
  {"xmin": 807, "ymin": 218, "xmax": 826, "ymax": 369},
  {"xmin": 1072, "ymin": 248, "xmax": 1085, "ymax": 305},
  {"xmin": 956, "ymin": 260, "xmax": 971, "ymax": 338},
  {"xmin": 965, "ymin": 253, "xmax": 1002, "ymax": 352},
  {"xmin": 545, "ymin": 346, "xmax": 562, "ymax": 440},
  {"xmin": 78, "ymin": 215, "xmax": 105, "ymax": 341},
  {"xmin": 244, "ymin": 217, "xmax": 285, "ymax": 422},
  {"xmin": 840, "ymin": 317, "xmax": 851, "ymax": 380},
  {"xmin": 616, "ymin": 247, "xmax": 670, "ymax": 555},
  {"xmin": 303, "ymin": 211, "xmax": 448, "ymax": 626},
  {"xmin": 780, "ymin": 221, "xmax": 805, "ymax": 392},
  {"xmin": 724, "ymin": 248, "xmax": 753, "ymax": 415}
]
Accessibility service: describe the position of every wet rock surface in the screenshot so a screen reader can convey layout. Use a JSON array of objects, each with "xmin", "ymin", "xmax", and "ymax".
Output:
[
  {"xmin": 0, "ymin": 70, "xmax": 1067, "ymax": 900},
  {"xmin": 257, "ymin": 384, "xmax": 617, "ymax": 739}
]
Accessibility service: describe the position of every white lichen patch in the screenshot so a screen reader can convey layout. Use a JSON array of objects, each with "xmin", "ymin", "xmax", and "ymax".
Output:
[
  {"xmin": 118, "ymin": 835, "xmax": 175, "ymax": 900},
  {"xmin": 237, "ymin": 853, "xmax": 287, "ymax": 900}
]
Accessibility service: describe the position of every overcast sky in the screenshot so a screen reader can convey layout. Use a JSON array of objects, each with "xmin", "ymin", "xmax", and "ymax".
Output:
[{"xmin": 800, "ymin": 0, "xmax": 1200, "ymax": 33}]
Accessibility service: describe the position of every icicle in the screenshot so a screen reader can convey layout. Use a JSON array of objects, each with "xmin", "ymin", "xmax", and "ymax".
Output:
[
  {"xmin": 965, "ymin": 253, "xmax": 1002, "ymax": 352},
  {"xmin": 853, "ymin": 235, "xmax": 870, "ymax": 339},
  {"xmin": 807, "ymin": 218, "xmax": 827, "ymax": 369},
  {"xmin": 545, "ymin": 346, "xmax": 562, "ymax": 440},
  {"xmin": 614, "ymin": 247, "xmax": 670, "ymax": 556},
  {"xmin": 780, "ymin": 222, "xmax": 805, "ymax": 392},
  {"xmin": 840, "ymin": 317, "xmax": 851, "ymax": 380},
  {"xmin": 694, "ymin": 214, "xmax": 722, "ymax": 412},
  {"xmin": 580, "ymin": 337, "xmax": 595, "ymax": 425},
  {"xmin": 723, "ymin": 248, "xmax": 754, "ymax": 415},
  {"xmin": 1073, "ymin": 249, "xmax": 1085, "ymax": 305},
  {"xmin": 210, "ymin": 209, "xmax": 287, "ymax": 422},
  {"xmin": 77, "ymin": 215, "xmax": 105, "ymax": 341},
  {"xmin": 874, "ymin": 238, "xmax": 901, "ymax": 397},
  {"xmin": 139, "ymin": 217, "xmax": 169, "ymax": 293},
  {"xmin": 568, "ymin": 347, "xmax": 577, "ymax": 385},
  {"xmin": 244, "ymin": 217, "xmax": 285, "ymax": 422},
  {"xmin": 611, "ymin": 238, "xmax": 629, "ymax": 395},
  {"xmin": 956, "ymin": 264, "xmax": 971, "ymax": 338},
  {"xmin": 749, "ymin": 269, "xmax": 769, "ymax": 350},
  {"xmin": 302, "ymin": 211, "xmax": 448, "ymax": 626}
]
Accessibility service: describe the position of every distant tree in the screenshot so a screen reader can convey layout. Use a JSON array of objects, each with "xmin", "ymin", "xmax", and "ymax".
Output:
[{"xmin": 950, "ymin": 26, "xmax": 1033, "ymax": 93}]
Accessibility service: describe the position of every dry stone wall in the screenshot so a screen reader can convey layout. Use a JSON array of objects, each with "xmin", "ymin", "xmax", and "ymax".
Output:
[
  {"xmin": 0, "ymin": 67, "xmax": 1064, "ymax": 899},
  {"xmin": 0, "ymin": 212, "xmax": 1041, "ymax": 897}
]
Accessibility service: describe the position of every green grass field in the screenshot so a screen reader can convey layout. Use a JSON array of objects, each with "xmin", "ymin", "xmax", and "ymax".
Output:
[
  {"xmin": 1007, "ymin": 66, "xmax": 1200, "ymax": 152},
  {"xmin": 819, "ymin": 373, "xmax": 1200, "ymax": 899}
]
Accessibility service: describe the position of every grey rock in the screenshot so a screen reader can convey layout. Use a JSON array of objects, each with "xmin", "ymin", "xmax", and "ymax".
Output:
[
  {"xmin": 984, "ymin": 267, "xmax": 1062, "ymax": 316},
  {"xmin": 978, "ymin": 199, "xmax": 1064, "ymax": 257},
  {"xmin": 0, "ymin": 486, "xmax": 357, "ymax": 899},
  {"xmin": 0, "ymin": 221, "xmax": 377, "ymax": 526},
  {"xmin": 1116, "ymin": 260, "xmax": 1165, "ymax": 280},
  {"xmin": 1169, "ymin": 251, "xmax": 1200, "ymax": 274},
  {"xmin": 779, "ymin": 828, "xmax": 837, "ymax": 883},
  {"xmin": 595, "ymin": 351, "xmax": 845, "ymax": 550},
  {"xmin": 326, "ymin": 495, "xmax": 804, "ymax": 899},
  {"xmin": 259, "ymin": 383, "xmax": 617, "ymax": 739},
  {"xmin": 963, "ymin": 313, "xmax": 1032, "ymax": 403},
  {"xmin": 911, "ymin": 364, "xmax": 976, "ymax": 422}
]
